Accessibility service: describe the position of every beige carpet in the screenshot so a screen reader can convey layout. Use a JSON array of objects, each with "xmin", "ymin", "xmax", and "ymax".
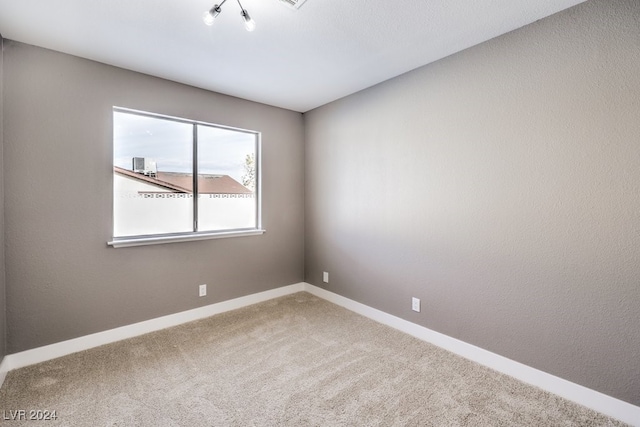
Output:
[{"xmin": 0, "ymin": 292, "xmax": 626, "ymax": 426}]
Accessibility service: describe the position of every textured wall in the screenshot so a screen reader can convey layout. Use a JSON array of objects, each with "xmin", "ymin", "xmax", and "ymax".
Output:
[
  {"xmin": 304, "ymin": 0, "xmax": 640, "ymax": 405},
  {"xmin": 0, "ymin": 35, "xmax": 6, "ymax": 361},
  {"xmin": 3, "ymin": 41, "xmax": 304, "ymax": 353}
]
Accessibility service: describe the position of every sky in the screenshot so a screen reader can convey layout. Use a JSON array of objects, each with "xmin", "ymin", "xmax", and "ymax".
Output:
[{"xmin": 113, "ymin": 110, "xmax": 257, "ymax": 183}]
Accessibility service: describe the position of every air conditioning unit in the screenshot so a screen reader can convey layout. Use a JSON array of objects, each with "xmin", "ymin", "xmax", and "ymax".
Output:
[
  {"xmin": 278, "ymin": 0, "xmax": 309, "ymax": 10},
  {"xmin": 132, "ymin": 157, "xmax": 157, "ymax": 176}
]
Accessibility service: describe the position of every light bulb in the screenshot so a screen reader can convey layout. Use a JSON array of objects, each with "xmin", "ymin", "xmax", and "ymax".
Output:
[
  {"xmin": 203, "ymin": 6, "xmax": 222, "ymax": 26},
  {"xmin": 241, "ymin": 10, "xmax": 256, "ymax": 32}
]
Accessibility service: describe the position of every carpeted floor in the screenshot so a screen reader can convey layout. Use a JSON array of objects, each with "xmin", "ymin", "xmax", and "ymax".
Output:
[{"xmin": 0, "ymin": 292, "xmax": 627, "ymax": 426}]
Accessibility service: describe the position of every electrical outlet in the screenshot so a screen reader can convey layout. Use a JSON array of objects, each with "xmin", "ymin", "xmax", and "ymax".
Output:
[
  {"xmin": 199, "ymin": 284, "xmax": 207, "ymax": 297},
  {"xmin": 412, "ymin": 297, "xmax": 420, "ymax": 312},
  {"xmin": 323, "ymin": 271, "xmax": 329, "ymax": 283}
]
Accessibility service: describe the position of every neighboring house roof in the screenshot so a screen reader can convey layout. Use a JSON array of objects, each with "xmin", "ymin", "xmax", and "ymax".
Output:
[
  {"xmin": 114, "ymin": 166, "xmax": 191, "ymax": 192},
  {"xmin": 156, "ymin": 172, "xmax": 253, "ymax": 194},
  {"xmin": 114, "ymin": 166, "xmax": 253, "ymax": 194}
]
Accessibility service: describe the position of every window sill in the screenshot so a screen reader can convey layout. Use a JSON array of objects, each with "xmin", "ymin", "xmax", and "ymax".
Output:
[{"xmin": 108, "ymin": 229, "xmax": 266, "ymax": 248}]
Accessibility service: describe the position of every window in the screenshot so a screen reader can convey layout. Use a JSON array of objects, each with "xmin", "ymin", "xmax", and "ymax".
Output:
[{"xmin": 109, "ymin": 108, "xmax": 262, "ymax": 247}]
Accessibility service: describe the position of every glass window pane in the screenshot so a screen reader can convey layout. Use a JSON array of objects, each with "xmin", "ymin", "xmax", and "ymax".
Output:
[
  {"xmin": 197, "ymin": 125, "xmax": 257, "ymax": 232},
  {"xmin": 113, "ymin": 111, "xmax": 193, "ymax": 237}
]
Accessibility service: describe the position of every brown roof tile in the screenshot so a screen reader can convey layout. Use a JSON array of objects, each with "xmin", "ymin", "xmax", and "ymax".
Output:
[{"xmin": 114, "ymin": 166, "xmax": 252, "ymax": 194}]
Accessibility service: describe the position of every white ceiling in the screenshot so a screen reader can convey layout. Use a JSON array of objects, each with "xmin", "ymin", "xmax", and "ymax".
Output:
[{"xmin": 0, "ymin": 0, "xmax": 586, "ymax": 112}]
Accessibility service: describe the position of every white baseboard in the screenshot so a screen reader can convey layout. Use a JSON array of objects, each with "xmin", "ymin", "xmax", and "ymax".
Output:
[
  {"xmin": 1, "ymin": 281, "xmax": 637, "ymax": 426},
  {"xmin": 0, "ymin": 357, "xmax": 8, "ymax": 389},
  {"xmin": 0, "ymin": 283, "xmax": 306, "ymax": 380},
  {"xmin": 302, "ymin": 283, "xmax": 640, "ymax": 426}
]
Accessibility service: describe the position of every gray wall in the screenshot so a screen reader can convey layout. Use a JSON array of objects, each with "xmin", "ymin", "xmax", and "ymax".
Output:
[
  {"xmin": 3, "ymin": 41, "xmax": 304, "ymax": 353},
  {"xmin": 0, "ymin": 35, "xmax": 6, "ymax": 361},
  {"xmin": 304, "ymin": 0, "xmax": 640, "ymax": 406}
]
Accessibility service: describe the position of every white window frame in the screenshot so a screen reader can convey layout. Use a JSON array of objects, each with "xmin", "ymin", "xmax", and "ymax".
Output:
[{"xmin": 108, "ymin": 107, "xmax": 264, "ymax": 248}]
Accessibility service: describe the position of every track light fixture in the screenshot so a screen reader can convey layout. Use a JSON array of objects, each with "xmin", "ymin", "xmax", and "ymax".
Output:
[{"xmin": 203, "ymin": 0, "xmax": 256, "ymax": 32}]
